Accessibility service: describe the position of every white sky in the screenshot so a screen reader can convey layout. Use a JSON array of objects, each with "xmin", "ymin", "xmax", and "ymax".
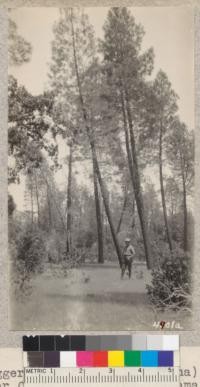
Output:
[
  {"xmin": 9, "ymin": 7, "xmax": 194, "ymax": 212},
  {"xmin": 10, "ymin": 6, "xmax": 194, "ymax": 128}
]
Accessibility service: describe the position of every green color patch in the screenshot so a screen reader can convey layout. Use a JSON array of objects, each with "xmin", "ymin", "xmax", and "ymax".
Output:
[{"xmin": 124, "ymin": 351, "xmax": 141, "ymax": 367}]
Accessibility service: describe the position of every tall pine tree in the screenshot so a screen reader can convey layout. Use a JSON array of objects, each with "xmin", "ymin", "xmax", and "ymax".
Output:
[
  {"xmin": 100, "ymin": 7, "xmax": 154, "ymax": 268},
  {"xmin": 49, "ymin": 8, "xmax": 122, "ymax": 266}
]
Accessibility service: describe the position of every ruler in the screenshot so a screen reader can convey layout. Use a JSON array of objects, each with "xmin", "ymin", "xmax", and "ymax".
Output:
[{"xmin": 24, "ymin": 367, "xmax": 179, "ymax": 386}]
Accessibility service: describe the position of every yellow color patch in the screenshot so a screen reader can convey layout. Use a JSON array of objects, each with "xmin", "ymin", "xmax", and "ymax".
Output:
[{"xmin": 108, "ymin": 351, "xmax": 124, "ymax": 367}]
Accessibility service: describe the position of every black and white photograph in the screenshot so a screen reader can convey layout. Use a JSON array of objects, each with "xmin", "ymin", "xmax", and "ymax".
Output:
[{"xmin": 8, "ymin": 7, "xmax": 194, "ymax": 330}]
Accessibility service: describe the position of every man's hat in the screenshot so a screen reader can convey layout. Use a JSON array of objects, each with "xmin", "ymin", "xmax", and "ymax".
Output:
[{"xmin": 125, "ymin": 238, "xmax": 131, "ymax": 242}]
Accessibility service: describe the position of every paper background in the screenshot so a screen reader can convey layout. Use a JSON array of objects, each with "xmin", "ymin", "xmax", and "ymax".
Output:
[{"xmin": 0, "ymin": 0, "xmax": 200, "ymax": 348}]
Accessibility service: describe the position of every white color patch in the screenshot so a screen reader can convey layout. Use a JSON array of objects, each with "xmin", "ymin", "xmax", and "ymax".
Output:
[
  {"xmin": 163, "ymin": 335, "xmax": 179, "ymax": 350},
  {"xmin": 60, "ymin": 351, "xmax": 76, "ymax": 367}
]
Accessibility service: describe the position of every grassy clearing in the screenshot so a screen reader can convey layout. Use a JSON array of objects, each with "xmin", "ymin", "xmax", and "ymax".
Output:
[{"xmin": 10, "ymin": 262, "xmax": 191, "ymax": 330}]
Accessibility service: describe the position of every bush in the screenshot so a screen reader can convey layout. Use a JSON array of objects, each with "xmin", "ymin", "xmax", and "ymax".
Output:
[
  {"xmin": 10, "ymin": 225, "xmax": 47, "ymax": 299},
  {"xmin": 60, "ymin": 247, "xmax": 84, "ymax": 277},
  {"xmin": 76, "ymin": 229, "xmax": 97, "ymax": 249},
  {"xmin": 146, "ymin": 247, "xmax": 192, "ymax": 310},
  {"xmin": 16, "ymin": 226, "xmax": 46, "ymax": 273},
  {"xmin": 11, "ymin": 259, "xmax": 33, "ymax": 299}
]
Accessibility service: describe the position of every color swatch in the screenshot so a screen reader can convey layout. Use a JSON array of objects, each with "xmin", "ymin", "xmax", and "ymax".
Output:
[
  {"xmin": 108, "ymin": 351, "xmax": 124, "ymax": 367},
  {"xmin": 60, "ymin": 352, "xmax": 76, "ymax": 368},
  {"xmin": 24, "ymin": 350, "xmax": 178, "ymax": 368},
  {"xmin": 124, "ymin": 351, "xmax": 141, "ymax": 367},
  {"xmin": 23, "ymin": 335, "xmax": 179, "ymax": 352},
  {"xmin": 23, "ymin": 335, "xmax": 179, "ymax": 369}
]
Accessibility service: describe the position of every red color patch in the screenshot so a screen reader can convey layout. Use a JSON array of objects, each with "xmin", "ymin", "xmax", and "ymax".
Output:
[{"xmin": 93, "ymin": 351, "xmax": 108, "ymax": 367}]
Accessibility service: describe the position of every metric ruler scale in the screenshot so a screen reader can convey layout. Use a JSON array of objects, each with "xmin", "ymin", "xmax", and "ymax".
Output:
[{"xmin": 24, "ymin": 367, "xmax": 180, "ymax": 386}]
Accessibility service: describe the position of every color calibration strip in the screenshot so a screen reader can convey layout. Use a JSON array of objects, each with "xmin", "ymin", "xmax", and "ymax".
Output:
[
  {"xmin": 23, "ymin": 335, "xmax": 179, "ymax": 369},
  {"xmin": 24, "ymin": 349, "xmax": 180, "ymax": 368},
  {"xmin": 23, "ymin": 335, "xmax": 179, "ymax": 352}
]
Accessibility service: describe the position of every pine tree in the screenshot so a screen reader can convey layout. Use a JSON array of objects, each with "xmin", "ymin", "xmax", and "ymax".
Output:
[
  {"xmin": 167, "ymin": 120, "xmax": 194, "ymax": 251},
  {"xmin": 100, "ymin": 7, "xmax": 154, "ymax": 268},
  {"xmin": 49, "ymin": 8, "xmax": 122, "ymax": 266},
  {"xmin": 141, "ymin": 70, "xmax": 178, "ymax": 252}
]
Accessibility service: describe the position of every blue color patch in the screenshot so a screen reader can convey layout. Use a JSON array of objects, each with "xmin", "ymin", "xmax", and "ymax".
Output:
[
  {"xmin": 158, "ymin": 351, "xmax": 174, "ymax": 367},
  {"xmin": 141, "ymin": 351, "xmax": 158, "ymax": 367}
]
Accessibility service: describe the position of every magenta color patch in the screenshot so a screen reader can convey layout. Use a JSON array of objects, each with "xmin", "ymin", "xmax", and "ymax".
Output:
[{"xmin": 76, "ymin": 351, "xmax": 93, "ymax": 367}]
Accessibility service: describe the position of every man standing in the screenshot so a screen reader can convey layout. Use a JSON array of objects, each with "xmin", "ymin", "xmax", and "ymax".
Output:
[{"xmin": 121, "ymin": 238, "xmax": 135, "ymax": 279}]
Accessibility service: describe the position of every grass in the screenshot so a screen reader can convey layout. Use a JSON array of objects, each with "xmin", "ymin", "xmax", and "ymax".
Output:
[{"xmin": 10, "ymin": 262, "xmax": 191, "ymax": 330}]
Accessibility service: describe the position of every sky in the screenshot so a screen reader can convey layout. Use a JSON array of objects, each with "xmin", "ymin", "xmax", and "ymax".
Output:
[
  {"xmin": 9, "ymin": 7, "xmax": 194, "ymax": 211},
  {"xmin": 10, "ymin": 6, "xmax": 194, "ymax": 128}
]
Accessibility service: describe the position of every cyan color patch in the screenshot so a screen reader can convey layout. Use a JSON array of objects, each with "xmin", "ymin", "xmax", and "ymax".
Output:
[{"xmin": 141, "ymin": 351, "xmax": 158, "ymax": 367}]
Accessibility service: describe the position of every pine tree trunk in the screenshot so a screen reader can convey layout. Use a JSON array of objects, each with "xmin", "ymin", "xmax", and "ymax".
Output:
[
  {"xmin": 120, "ymin": 89, "xmax": 135, "ymax": 187},
  {"xmin": 70, "ymin": 9, "xmax": 122, "ymax": 267},
  {"xmin": 120, "ymin": 91, "xmax": 136, "ymax": 229},
  {"xmin": 30, "ymin": 177, "xmax": 34, "ymax": 226},
  {"xmin": 91, "ymin": 143, "xmax": 122, "ymax": 267},
  {"xmin": 183, "ymin": 183, "xmax": 188, "ymax": 252},
  {"xmin": 93, "ymin": 161, "xmax": 104, "ymax": 263},
  {"xmin": 117, "ymin": 190, "xmax": 128, "ymax": 234},
  {"xmin": 66, "ymin": 143, "xmax": 73, "ymax": 254},
  {"xmin": 124, "ymin": 90, "xmax": 152, "ymax": 269},
  {"xmin": 46, "ymin": 185, "xmax": 52, "ymax": 229},
  {"xmin": 159, "ymin": 126, "xmax": 173, "ymax": 252},
  {"xmin": 182, "ymin": 172, "xmax": 188, "ymax": 251},
  {"xmin": 131, "ymin": 198, "xmax": 135, "ymax": 229},
  {"xmin": 34, "ymin": 171, "xmax": 40, "ymax": 226}
]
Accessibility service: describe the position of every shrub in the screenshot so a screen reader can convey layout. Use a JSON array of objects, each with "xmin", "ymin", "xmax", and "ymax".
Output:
[
  {"xmin": 146, "ymin": 247, "xmax": 192, "ymax": 310},
  {"xmin": 11, "ymin": 225, "xmax": 47, "ymax": 299},
  {"xmin": 76, "ymin": 229, "xmax": 96, "ymax": 249},
  {"xmin": 11, "ymin": 259, "xmax": 33, "ymax": 299},
  {"xmin": 16, "ymin": 226, "xmax": 46, "ymax": 273},
  {"xmin": 60, "ymin": 247, "xmax": 84, "ymax": 277}
]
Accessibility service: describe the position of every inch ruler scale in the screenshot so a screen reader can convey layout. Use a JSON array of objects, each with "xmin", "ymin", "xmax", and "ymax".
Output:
[{"xmin": 24, "ymin": 367, "xmax": 180, "ymax": 386}]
